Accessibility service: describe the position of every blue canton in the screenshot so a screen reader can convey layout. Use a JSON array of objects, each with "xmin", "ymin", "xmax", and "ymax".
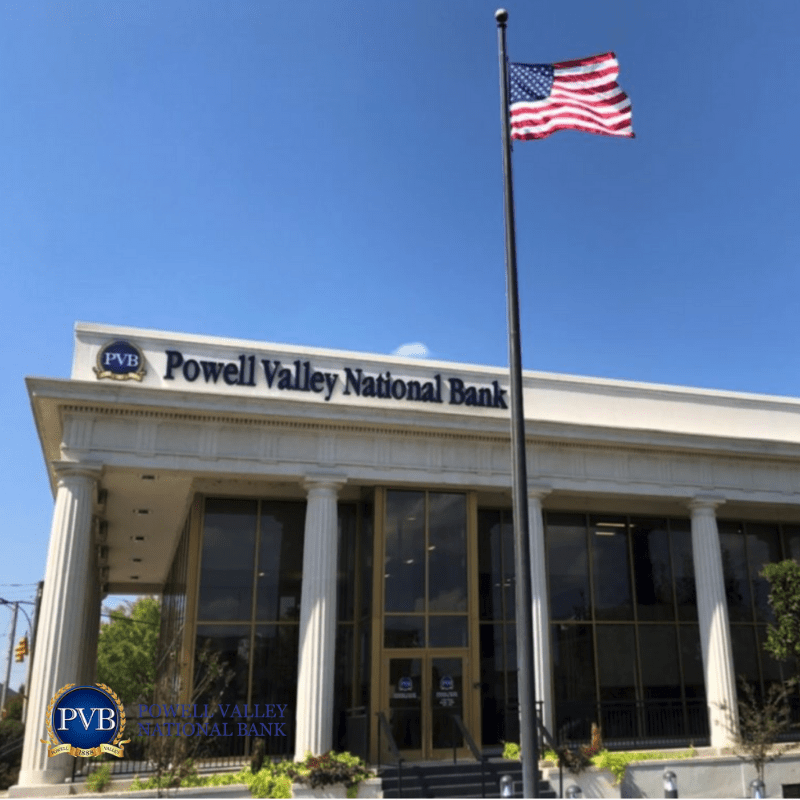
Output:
[{"xmin": 508, "ymin": 63, "xmax": 554, "ymax": 102}]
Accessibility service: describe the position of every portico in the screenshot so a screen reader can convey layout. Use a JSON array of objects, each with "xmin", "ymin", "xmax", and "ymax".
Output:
[{"xmin": 16, "ymin": 322, "xmax": 800, "ymax": 792}]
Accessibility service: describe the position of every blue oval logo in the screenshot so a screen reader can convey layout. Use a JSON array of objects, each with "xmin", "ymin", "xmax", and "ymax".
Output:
[
  {"xmin": 42, "ymin": 684, "xmax": 128, "ymax": 757},
  {"xmin": 94, "ymin": 340, "xmax": 146, "ymax": 381}
]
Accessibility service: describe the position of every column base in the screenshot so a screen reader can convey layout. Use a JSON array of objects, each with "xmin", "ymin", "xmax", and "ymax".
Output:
[{"xmin": 10, "ymin": 768, "xmax": 71, "ymax": 796}]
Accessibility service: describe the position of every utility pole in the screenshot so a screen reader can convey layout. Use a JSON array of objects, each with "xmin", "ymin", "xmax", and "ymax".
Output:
[
  {"xmin": 1, "ymin": 602, "xmax": 19, "ymax": 715},
  {"xmin": 22, "ymin": 582, "xmax": 44, "ymax": 724}
]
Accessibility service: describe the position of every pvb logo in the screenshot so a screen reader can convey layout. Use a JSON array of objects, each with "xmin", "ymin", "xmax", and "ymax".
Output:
[
  {"xmin": 41, "ymin": 684, "xmax": 128, "ymax": 758},
  {"xmin": 94, "ymin": 340, "xmax": 146, "ymax": 382}
]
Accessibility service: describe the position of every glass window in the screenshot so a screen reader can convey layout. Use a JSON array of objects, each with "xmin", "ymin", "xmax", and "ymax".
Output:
[
  {"xmin": 718, "ymin": 522, "xmax": 753, "ymax": 622},
  {"xmin": 546, "ymin": 513, "xmax": 591, "ymax": 621},
  {"xmin": 731, "ymin": 625, "xmax": 760, "ymax": 696},
  {"xmin": 385, "ymin": 492, "xmax": 425, "ymax": 613},
  {"xmin": 256, "ymin": 501, "xmax": 305, "ymax": 622},
  {"xmin": 198, "ymin": 499, "xmax": 258, "ymax": 621},
  {"xmin": 745, "ymin": 523, "xmax": 780, "ymax": 623},
  {"xmin": 478, "ymin": 510, "xmax": 505, "ymax": 622},
  {"xmin": 384, "ymin": 616, "xmax": 425, "ymax": 648},
  {"xmin": 194, "ymin": 624, "xmax": 251, "ymax": 755},
  {"xmin": 596, "ymin": 625, "xmax": 637, "ymax": 701},
  {"xmin": 591, "ymin": 516, "xmax": 634, "ymax": 621},
  {"xmin": 678, "ymin": 625, "xmax": 705, "ymax": 699},
  {"xmin": 429, "ymin": 616, "xmax": 468, "ymax": 648},
  {"xmin": 784, "ymin": 525, "xmax": 800, "ymax": 561},
  {"xmin": 552, "ymin": 623, "xmax": 595, "ymax": 740},
  {"xmin": 428, "ymin": 493, "xmax": 467, "ymax": 612},
  {"xmin": 337, "ymin": 504, "xmax": 358, "ymax": 622},
  {"xmin": 638, "ymin": 626, "xmax": 681, "ymax": 699},
  {"xmin": 756, "ymin": 625, "xmax": 788, "ymax": 688},
  {"xmin": 631, "ymin": 518, "xmax": 674, "ymax": 621},
  {"xmin": 552, "ymin": 624, "xmax": 596, "ymax": 704},
  {"xmin": 669, "ymin": 521, "xmax": 698, "ymax": 621}
]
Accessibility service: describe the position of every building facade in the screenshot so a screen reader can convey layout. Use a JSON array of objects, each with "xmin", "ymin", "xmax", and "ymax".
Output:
[{"xmin": 17, "ymin": 322, "xmax": 800, "ymax": 790}]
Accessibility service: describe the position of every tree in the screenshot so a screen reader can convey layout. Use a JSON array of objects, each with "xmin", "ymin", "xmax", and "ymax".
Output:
[
  {"xmin": 735, "ymin": 676, "xmax": 796, "ymax": 784},
  {"xmin": 144, "ymin": 643, "xmax": 234, "ymax": 797},
  {"xmin": 762, "ymin": 560, "xmax": 800, "ymax": 680},
  {"xmin": 96, "ymin": 597, "xmax": 160, "ymax": 706}
]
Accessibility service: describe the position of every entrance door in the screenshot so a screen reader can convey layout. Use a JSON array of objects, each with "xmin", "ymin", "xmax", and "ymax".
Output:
[{"xmin": 383, "ymin": 653, "xmax": 470, "ymax": 760}]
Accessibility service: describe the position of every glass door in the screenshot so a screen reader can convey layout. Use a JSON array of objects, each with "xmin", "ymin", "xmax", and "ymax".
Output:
[
  {"xmin": 429, "ymin": 656, "xmax": 466, "ymax": 757},
  {"xmin": 374, "ymin": 489, "xmax": 480, "ymax": 762},
  {"xmin": 383, "ymin": 653, "xmax": 469, "ymax": 760}
]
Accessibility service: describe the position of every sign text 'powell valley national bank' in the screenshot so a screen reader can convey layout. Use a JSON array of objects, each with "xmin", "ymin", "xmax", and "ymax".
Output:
[{"xmin": 160, "ymin": 349, "xmax": 509, "ymax": 409}]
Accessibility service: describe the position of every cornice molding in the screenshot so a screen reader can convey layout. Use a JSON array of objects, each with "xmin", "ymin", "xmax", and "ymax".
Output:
[{"xmin": 57, "ymin": 402, "xmax": 800, "ymax": 467}]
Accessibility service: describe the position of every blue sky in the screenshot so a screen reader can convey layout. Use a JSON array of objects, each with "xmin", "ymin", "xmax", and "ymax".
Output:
[{"xmin": 2, "ymin": 0, "xmax": 800, "ymax": 691}]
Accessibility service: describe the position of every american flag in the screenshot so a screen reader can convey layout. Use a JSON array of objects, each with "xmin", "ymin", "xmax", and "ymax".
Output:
[{"xmin": 508, "ymin": 53, "xmax": 633, "ymax": 140}]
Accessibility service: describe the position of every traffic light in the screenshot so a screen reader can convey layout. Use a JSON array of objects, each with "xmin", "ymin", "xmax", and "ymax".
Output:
[{"xmin": 14, "ymin": 637, "xmax": 27, "ymax": 663}]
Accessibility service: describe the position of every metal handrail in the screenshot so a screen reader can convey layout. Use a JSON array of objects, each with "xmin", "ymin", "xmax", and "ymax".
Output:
[
  {"xmin": 376, "ymin": 711, "xmax": 404, "ymax": 799},
  {"xmin": 451, "ymin": 714, "xmax": 485, "ymax": 798},
  {"xmin": 536, "ymin": 716, "xmax": 563, "ymax": 799}
]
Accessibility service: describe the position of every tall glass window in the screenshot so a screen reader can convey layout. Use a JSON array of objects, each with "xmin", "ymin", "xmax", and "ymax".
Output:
[
  {"xmin": 546, "ymin": 512, "xmax": 705, "ymax": 746},
  {"xmin": 384, "ymin": 491, "xmax": 468, "ymax": 649},
  {"xmin": 195, "ymin": 497, "xmax": 371, "ymax": 757},
  {"xmin": 478, "ymin": 509, "xmax": 518, "ymax": 745},
  {"xmin": 718, "ymin": 520, "xmax": 795, "ymax": 698}
]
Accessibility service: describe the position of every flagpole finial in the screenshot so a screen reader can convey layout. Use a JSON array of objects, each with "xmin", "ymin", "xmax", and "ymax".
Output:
[{"xmin": 495, "ymin": 8, "xmax": 508, "ymax": 25}]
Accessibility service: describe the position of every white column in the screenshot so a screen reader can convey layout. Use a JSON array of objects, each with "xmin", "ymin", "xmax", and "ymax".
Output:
[
  {"xmin": 689, "ymin": 496, "xmax": 738, "ymax": 749},
  {"xmin": 527, "ymin": 485, "xmax": 554, "ymax": 736},
  {"xmin": 294, "ymin": 474, "xmax": 345, "ymax": 761},
  {"xmin": 15, "ymin": 463, "xmax": 100, "ymax": 791},
  {"xmin": 80, "ymin": 574, "xmax": 101, "ymax": 685}
]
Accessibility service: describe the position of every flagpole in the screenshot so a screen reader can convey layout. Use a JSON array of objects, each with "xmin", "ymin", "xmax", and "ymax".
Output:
[{"xmin": 495, "ymin": 9, "xmax": 540, "ymax": 798}]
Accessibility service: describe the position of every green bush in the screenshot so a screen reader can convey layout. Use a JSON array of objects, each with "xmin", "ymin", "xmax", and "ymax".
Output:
[
  {"xmin": 87, "ymin": 763, "xmax": 112, "ymax": 792},
  {"xmin": 592, "ymin": 748, "xmax": 696, "ymax": 784},
  {"xmin": 0, "ymin": 718, "xmax": 24, "ymax": 791},
  {"xmin": 502, "ymin": 741, "xmax": 521, "ymax": 760},
  {"xmin": 289, "ymin": 751, "xmax": 374, "ymax": 791},
  {"xmin": 250, "ymin": 769, "xmax": 292, "ymax": 799}
]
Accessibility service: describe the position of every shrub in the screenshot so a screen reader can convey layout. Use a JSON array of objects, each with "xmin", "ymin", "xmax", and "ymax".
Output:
[
  {"xmin": 0, "ymin": 718, "xmax": 24, "ymax": 790},
  {"xmin": 87, "ymin": 763, "xmax": 112, "ymax": 792},
  {"xmin": 289, "ymin": 751, "xmax": 373, "ymax": 791},
  {"xmin": 250, "ymin": 768, "xmax": 292, "ymax": 799},
  {"xmin": 592, "ymin": 748, "xmax": 696, "ymax": 784},
  {"xmin": 502, "ymin": 741, "xmax": 521, "ymax": 760}
]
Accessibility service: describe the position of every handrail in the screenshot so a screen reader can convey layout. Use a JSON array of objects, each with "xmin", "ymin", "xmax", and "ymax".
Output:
[
  {"xmin": 536, "ymin": 716, "xmax": 563, "ymax": 799},
  {"xmin": 451, "ymin": 714, "xmax": 485, "ymax": 798},
  {"xmin": 536, "ymin": 716, "xmax": 558, "ymax": 752},
  {"xmin": 376, "ymin": 711, "xmax": 404, "ymax": 799}
]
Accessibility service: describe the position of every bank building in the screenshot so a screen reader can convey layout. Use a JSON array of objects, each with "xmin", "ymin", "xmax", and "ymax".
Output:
[{"xmin": 16, "ymin": 321, "xmax": 800, "ymax": 791}]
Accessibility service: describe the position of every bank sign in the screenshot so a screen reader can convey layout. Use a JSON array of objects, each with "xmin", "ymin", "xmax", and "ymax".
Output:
[{"xmin": 95, "ymin": 340, "xmax": 508, "ymax": 409}]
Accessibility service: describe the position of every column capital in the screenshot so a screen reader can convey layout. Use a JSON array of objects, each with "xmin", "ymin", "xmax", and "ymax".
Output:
[
  {"xmin": 688, "ymin": 495, "xmax": 726, "ymax": 514},
  {"xmin": 527, "ymin": 483, "xmax": 552, "ymax": 501},
  {"xmin": 303, "ymin": 473, "xmax": 347, "ymax": 494},
  {"xmin": 51, "ymin": 460, "xmax": 103, "ymax": 484}
]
